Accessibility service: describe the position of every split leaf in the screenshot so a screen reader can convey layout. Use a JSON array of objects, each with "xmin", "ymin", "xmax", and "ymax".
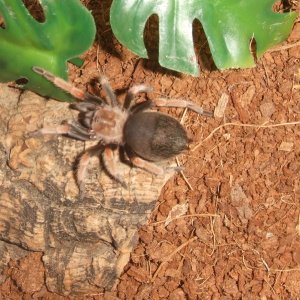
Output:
[
  {"xmin": 110, "ymin": 0, "xmax": 297, "ymax": 76},
  {"xmin": 0, "ymin": 0, "xmax": 96, "ymax": 101}
]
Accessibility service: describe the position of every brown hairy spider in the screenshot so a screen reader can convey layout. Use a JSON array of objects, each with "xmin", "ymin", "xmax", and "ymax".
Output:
[{"xmin": 31, "ymin": 67, "xmax": 212, "ymax": 192}]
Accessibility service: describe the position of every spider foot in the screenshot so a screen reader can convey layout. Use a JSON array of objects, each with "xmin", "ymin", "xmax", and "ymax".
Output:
[
  {"xmin": 77, "ymin": 182, "xmax": 86, "ymax": 200},
  {"xmin": 102, "ymin": 147, "xmax": 128, "ymax": 188},
  {"xmin": 26, "ymin": 125, "xmax": 71, "ymax": 138},
  {"xmin": 113, "ymin": 176, "xmax": 128, "ymax": 189},
  {"xmin": 165, "ymin": 166, "xmax": 184, "ymax": 174},
  {"xmin": 26, "ymin": 130, "xmax": 40, "ymax": 138}
]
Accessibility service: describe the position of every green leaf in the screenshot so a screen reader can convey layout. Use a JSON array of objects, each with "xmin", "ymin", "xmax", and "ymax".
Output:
[
  {"xmin": 0, "ymin": 0, "xmax": 96, "ymax": 101},
  {"xmin": 110, "ymin": 0, "xmax": 297, "ymax": 76}
]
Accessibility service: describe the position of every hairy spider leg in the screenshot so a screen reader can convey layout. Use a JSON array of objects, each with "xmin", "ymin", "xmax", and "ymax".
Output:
[
  {"xmin": 123, "ymin": 84, "xmax": 153, "ymax": 110},
  {"xmin": 32, "ymin": 66, "xmax": 99, "ymax": 102},
  {"xmin": 102, "ymin": 146, "xmax": 127, "ymax": 188},
  {"xmin": 77, "ymin": 144, "xmax": 104, "ymax": 198},
  {"xmin": 30, "ymin": 122, "xmax": 92, "ymax": 141},
  {"xmin": 129, "ymin": 156, "xmax": 164, "ymax": 175},
  {"xmin": 69, "ymin": 102, "xmax": 98, "ymax": 128},
  {"xmin": 84, "ymin": 94, "xmax": 105, "ymax": 104},
  {"xmin": 64, "ymin": 120, "xmax": 94, "ymax": 137},
  {"xmin": 70, "ymin": 102, "xmax": 97, "ymax": 112},
  {"xmin": 155, "ymin": 98, "xmax": 213, "ymax": 117},
  {"xmin": 129, "ymin": 155, "xmax": 184, "ymax": 177},
  {"xmin": 129, "ymin": 99, "xmax": 153, "ymax": 114},
  {"xmin": 99, "ymin": 77, "xmax": 118, "ymax": 107}
]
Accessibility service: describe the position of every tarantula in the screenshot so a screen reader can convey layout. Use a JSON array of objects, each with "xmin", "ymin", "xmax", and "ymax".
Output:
[{"xmin": 31, "ymin": 67, "xmax": 212, "ymax": 191}]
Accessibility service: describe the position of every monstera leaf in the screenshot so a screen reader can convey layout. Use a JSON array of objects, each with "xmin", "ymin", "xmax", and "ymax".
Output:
[
  {"xmin": 0, "ymin": 0, "xmax": 96, "ymax": 101},
  {"xmin": 110, "ymin": 0, "xmax": 297, "ymax": 76}
]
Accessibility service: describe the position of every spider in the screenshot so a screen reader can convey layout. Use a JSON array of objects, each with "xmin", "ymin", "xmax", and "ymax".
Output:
[{"xmin": 31, "ymin": 66, "xmax": 212, "ymax": 192}]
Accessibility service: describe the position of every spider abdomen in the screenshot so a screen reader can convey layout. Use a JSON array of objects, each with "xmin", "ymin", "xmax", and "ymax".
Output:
[{"xmin": 124, "ymin": 112, "xmax": 188, "ymax": 162}]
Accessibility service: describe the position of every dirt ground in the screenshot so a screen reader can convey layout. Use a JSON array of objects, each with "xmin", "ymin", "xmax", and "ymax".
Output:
[{"xmin": 1, "ymin": 0, "xmax": 300, "ymax": 299}]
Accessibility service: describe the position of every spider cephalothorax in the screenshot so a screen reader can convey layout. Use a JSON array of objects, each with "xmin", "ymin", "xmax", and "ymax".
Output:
[{"xmin": 31, "ymin": 67, "xmax": 212, "ymax": 191}]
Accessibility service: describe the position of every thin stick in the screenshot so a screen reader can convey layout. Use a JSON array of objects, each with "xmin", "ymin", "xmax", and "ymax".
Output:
[
  {"xmin": 176, "ymin": 108, "xmax": 194, "ymax": 190},
  {"xmin": 208, "ymin": 216, "xmax": 217, "ymax": 256},
  {"xmin": 149, "ymin": 213, "xmax": 219, "ymax": 226},
  {"xmin": 196, "ymin": 275, "xmax": 212, "ymax": 288},
  {"xmin": 192, "ymin": 121, "xmax": 300, "ymax": 152},
  {"xmin": 151, "ymin": 236, "xmax": 197, "ymax": 281},
  {"xmin": 180, "ymin": 107, "xmax": 188, "ymax": 124},
  {"xmin": 296, "ymin": 213, "xmax": 300, "ymax": 236},
  {"xmin": 267, "ymin": 40, "xmax": 300, "ymax": 52},
  {"xmin": 175, "ymin": 157, "xmax": 194, "ymax": 191},
  {"xmin": 242, "ymin": 256, "xmax": 300, "ymax": 273}
]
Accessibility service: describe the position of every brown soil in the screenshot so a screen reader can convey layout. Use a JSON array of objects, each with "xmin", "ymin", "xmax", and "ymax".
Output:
[{"xmin": 1, "ymin": 1, "xmax": 300, "ymax": 299}]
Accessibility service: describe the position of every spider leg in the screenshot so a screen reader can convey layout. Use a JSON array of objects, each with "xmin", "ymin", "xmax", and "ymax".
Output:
[
  {"xmin": 64, "ymin": 120, "xmax": 93, "ymax": 137},
  {"xmin": 124, "ymin": 84, "xmax": 152, "ymax": 110},
  {"xmin": 102, "ymin": 146, "xmax": 127, "ymax": 188},
  {"xmin": 127, "ymin": 150, "xmax": 182, "ymax": 175},
  {"xmin": 33, "ymin": 67, "xmax": 104, "ymax": 103},
  {"xmin": 154, "ymin": 98, "xmax": 213, "ymax": 117},
  {"xmin": 29, "ymin": 122, "xmax": 93, "ymax": 141},
  {"xmin": 70, "ymin": 102, "xmax": 97, "ymax": 112},
  {"xmin": 79, "ymin": 112, "xmax": 94, "ymax": 128},
  {"xmin": 129, "ymin": 99, "xmax": 153, "ymax": 114},
  {"xmin": 77, "ymin": 144, "xmax": 104, "ymax": 198},
  {"xmin": 84, "ymin": 94, "xmax": 105, "ymax": 104},
  {"xmin": 129, "ymin": 156, "xmax": 164, "ymax": 175},
  {"xmin": 99, "ymin": 77, "xmax": 118, "ymax": 107}
]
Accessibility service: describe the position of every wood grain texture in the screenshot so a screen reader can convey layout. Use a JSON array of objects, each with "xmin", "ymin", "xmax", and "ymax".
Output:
[{"xmin": 0, "ymin": 85, "xmax": 174, "ymax": 295}]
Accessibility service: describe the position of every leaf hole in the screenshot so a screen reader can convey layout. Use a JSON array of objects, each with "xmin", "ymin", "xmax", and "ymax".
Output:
[
  {"xmin": 272, "ymin": 0, "xmax": 293, "ymax": 13},
  {"xmin": 15, "ymin": 77, "xmax": 29, "ymax": 86},
  {"xmin": 22, "ymin": 0, "xmax": 45, "ymax": 22},
  {"xmin": 192, "ymin": 19, "xmax": 216, "ymax": 71},
  {"xmin": 142, "ymin": 14, "xmax": 180, "ymax": 76},
  {"xmin": 249, "ymin": 35, "xmax": 258, "ymax": 64},
  {"xmin": 143, "ymin": 14, "xmax": 159, "ymax": 65},
  {"xmin": 86, "ymin": 0, "xmax": 121, "ymax": 59},
  {"xmin": 0, "ymin": 15, "xmax": 5, "ymax": 29}
]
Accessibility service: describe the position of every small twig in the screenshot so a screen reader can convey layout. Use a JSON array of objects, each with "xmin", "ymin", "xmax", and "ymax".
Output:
[
  {"xmin": 242, "ymin": 255, "xmax": 254, "ymax": 271},
  {"xmin": 263, "ymin": 278, "xmax": 276, "ymax": 295},
  {"xmin": 175, "ymin": 157, "xmax": 193, "ymax": 191},
  {"xmin": 269, "ymin": 267, "xmax": 300, "ymax": 273},
  {"xmin": 192, "ymin": 121, "xmax": 300, "ymax": 152},
  {"xmin": 151, "ymin": 236, "xmax": 197, "ymax": 281},
  {"xmin": 149, "ymin": 213, "xmax": 219, "ymax": 226},
  {"xmin": 176, "ymin": 107, "xmax": 194, "ymax": 190},
  {"xmin": 267, "ymin": 40, "xmax": 300, "ymax": 52},
  {"xmin": 245, "ymin": 258, "xmax": 300, "ymax": 273},
  {"xmin": 296, "ymin": 213, "xmax": 300, "ymax": 236},
  {"xmin": 266, "ymin": 206, "xmax": 293, "ymax": 228},
  {"xmin": 180, "ymin": 107, "xmax": 188, "ymax": 124},
  {"xmin": 261, "ymin": 258, "xmax": 270, "ymax": 272},
  {"xmin": 241, "ymin": 249, "xmax": 300, "ymax": 273},
  {"xmin": 208, "ymin": 216, "xmax": 217, "ymax": 256},
  {"xmin": 196, "ymin": 275, "xmax": 212, "ymax": 290}
]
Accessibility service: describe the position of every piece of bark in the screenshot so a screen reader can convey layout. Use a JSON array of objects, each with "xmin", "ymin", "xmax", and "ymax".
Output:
[{"xmin": 0, "ymin": 85, "xmax": 174, "ymax": 295}]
